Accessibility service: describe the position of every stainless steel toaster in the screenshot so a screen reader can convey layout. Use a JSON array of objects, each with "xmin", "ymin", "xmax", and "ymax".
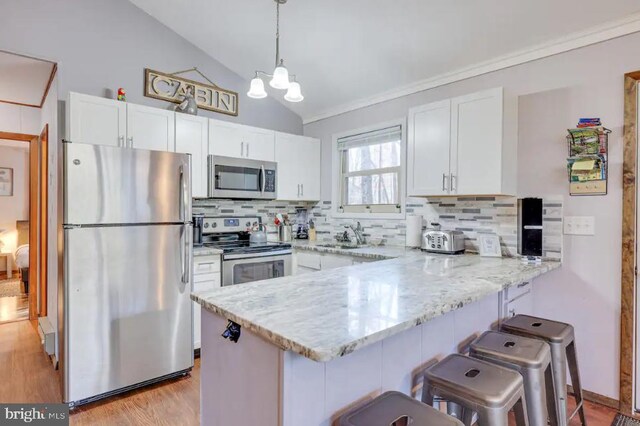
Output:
[{"xmin": 421, "ymin": 230, "xmax": 465, "ymax": 254}]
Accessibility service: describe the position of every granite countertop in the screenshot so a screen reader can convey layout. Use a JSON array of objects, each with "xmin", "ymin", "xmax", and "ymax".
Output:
[
  {"xmin": 192, "ymin": 246, "xmax": 561, "ymax": 362},
  {"xmin": 193, "ymin": 246, "xmax": 223, "ymax": 256},
  {"xmin": 291, "ymin": 240, "xmax": 411, "ymax": 260}
]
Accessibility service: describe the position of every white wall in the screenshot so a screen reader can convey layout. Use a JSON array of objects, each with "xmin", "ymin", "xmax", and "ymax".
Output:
[
  {"xmin": 40, "ymin": 76, "xmax": 58, "ymax": 349},
  {"xmin": 304, "ymin": 32, "xmax": 640, "ymax": 399},
  {"xmin": 0, "ymin": 141, "xmax": 29, "ymax": 256},
  {"xmin": 0, "ymin": 0, "xmax": 302, "ymax": 135},
  {"xmin": 0, "ymin": 103, "xmax": 41, "ymax": 135}
]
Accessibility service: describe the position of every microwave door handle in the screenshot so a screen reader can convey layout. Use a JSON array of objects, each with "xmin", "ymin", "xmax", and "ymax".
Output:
[{"xmin": 261, "ymin": 165, "xmax": 266, "ymax": 194}]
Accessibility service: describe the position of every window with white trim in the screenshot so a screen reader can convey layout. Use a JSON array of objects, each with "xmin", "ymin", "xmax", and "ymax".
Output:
[{"xmin": 337, "ymin": 125, "xmax": 403, "ymax": 214}]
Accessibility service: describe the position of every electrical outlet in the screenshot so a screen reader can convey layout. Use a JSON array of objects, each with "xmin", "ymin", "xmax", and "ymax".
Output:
[{"xmin": 564, "ymin": 216, "xmax": 595, "ymax": 235}]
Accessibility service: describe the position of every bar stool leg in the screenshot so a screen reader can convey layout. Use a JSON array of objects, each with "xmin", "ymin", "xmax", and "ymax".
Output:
[
  {"xmin": 544, "ymin": 364, "xmax": 560, "ymax": 426},
  {"xmin": 566, "ymin": 341, "xmax": 587, "ymax": 426},
  {"xmin": 447, "ymin": 402, "xmax": 464, "ymax": 421},
  {"xmin": 549, "ymin": 342, "xmax": 569, "ymax": 426},
  {"xmin": 461, "ymin": 408, "xmax": 474, "ymax": 426},
  {"xmin": 421, "ymin": 377, "xmax": 435, "ymax": 406},
  {"xmin": 513, "ymin": 395, "xmax": 530, "ymax": 426},
  {"xmin": 477, "ymin": 408, "xmax": 509, "ymax": 426}
]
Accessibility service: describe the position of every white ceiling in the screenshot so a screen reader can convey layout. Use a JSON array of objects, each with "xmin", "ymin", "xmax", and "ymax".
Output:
[
  {"xmin": 0, "ymin": 51, "xmax": 55, "ymax": 107},
  {"xmin": 130, "ymin": 0, "xmax": 640, "ymax": 122}
]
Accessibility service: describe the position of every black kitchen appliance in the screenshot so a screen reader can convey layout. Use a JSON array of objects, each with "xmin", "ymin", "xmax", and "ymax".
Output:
[
  {"xmin": 518, "ymin": 198, "xmax": 543, "ymax": 257},
  {"xmin": 193, "ymin": 213, "xmax": 205, "ymax": 247}
]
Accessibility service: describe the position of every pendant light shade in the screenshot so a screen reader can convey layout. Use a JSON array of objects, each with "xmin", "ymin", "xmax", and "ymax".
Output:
[
  {"xmin": 248, "ymin": 0, "xmax": 303, "ymax": 102},
  {"xmin": 269, "ymin": 65, "xmax": 290, "ymax": 89},
  {"xmin": 284, "ymin": 81, "xmax": 303, "ymax": 102},
  {"xmin": 247, "ymin": 77, "xmax": 268, "ymax": 98}
]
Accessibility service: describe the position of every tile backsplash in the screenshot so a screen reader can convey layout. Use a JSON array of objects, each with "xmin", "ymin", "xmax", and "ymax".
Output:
[{"xmin": 193, "ymin": 195, "xmax": 563, "ymax": 259}]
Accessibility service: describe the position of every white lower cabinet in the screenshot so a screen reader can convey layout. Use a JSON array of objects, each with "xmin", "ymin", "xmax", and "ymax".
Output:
[{"xmin": 193, "ymin": 254, "xmax": 221, "ymax": 350}]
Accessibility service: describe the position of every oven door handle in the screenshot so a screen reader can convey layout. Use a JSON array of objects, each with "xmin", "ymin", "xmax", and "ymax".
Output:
[
  {"xmin": 260, "ymin": 165, "xmax": 266, "ymax": 194},
  {"xmin": 223, "ymin": 249, "xmax": 292, "ymax": 261}
]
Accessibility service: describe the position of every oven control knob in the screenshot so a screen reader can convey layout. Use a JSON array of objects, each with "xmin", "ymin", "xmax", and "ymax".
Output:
[
  {"xmin": 212, "ymin": 222, "xmax": 217, "ymax": 228},
  {"xmin": 204, "ymin": 223, "xmax": 209, "ymax": 228},
  {"xmin": 246, "ymin": 221, "xmax": 251, "ymax": 227}
]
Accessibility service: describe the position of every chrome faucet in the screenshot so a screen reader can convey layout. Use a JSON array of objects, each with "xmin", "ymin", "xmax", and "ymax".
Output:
[{"xmin": 345, "ymin": 222, "xmax": 365, "ymax": 245}]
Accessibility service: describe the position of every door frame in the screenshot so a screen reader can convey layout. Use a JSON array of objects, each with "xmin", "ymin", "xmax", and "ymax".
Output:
[
  {"xmin": 0, "ymin": 129, "xmax": 47, "ymax": 321},
  {"xmin": 620, "ymin": 71, "xmax": 640, "ymax": 416},
  {"xmin": 38, "ymin": 125, "xmax": 48, "ymax": 317}
]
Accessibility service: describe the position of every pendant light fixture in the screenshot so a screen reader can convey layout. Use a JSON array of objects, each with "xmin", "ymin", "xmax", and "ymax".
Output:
[{"xmin": 247, "ymin": 0, "xmax": 304, "ymax": 103}]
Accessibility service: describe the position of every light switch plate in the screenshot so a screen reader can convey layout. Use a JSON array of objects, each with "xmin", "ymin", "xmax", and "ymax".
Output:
[{"xmin": 564, "ymin": 216, "xmax": 595, "ymax": 235}]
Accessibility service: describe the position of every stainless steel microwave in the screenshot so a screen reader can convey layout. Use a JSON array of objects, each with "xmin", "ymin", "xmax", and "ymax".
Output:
[{"xmin": 208, "ymin": 155, "xmax": 277, "ymax": 200}]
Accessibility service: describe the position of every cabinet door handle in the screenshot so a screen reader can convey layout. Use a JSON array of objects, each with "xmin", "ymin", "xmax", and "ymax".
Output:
[
  {"xmin": 246, "ymin": 143, "xmax": 249, "ymax": 158},
  {"xmin": 118, "ymin": 136, "xmax": 124, "ymax": 147},
  {"xmin": 127, "ymin": 136, "xmax": 133, "ymax": 148},
  {"xmin": 297, "ymin": 184, "xmax": 300, "ymax": 197},
  {"xmin": 450, "ymin": 174, "xmax": 456, "ymax": 192},
  {"xmin": 301, "ymin": 183, "xmax": 304, "ymax": 197},
  {"xmin": 241, "ymin": 141, "xmax": 244, "ymax": 157},
  {"xmin": 442, "ymin": 173, "xmax": 448, "ymax": 192}
]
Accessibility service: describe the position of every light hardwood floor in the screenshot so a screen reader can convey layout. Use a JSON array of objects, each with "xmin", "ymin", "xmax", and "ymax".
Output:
[{"xmin": 0, "ymin": 320, "xmax": 619, "ymax": 425}]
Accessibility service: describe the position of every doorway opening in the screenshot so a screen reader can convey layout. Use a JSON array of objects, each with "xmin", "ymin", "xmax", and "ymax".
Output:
[
  {"xmin": 0, "ymin": 49, "xmax": 57, "ymax": 333},
  {"xmin": 0, "ymin": 130, "xmax": 48, "ymax": 324}
]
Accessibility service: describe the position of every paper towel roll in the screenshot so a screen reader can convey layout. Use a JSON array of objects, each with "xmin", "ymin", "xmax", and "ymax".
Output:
[{"xmin": 406, "ymin": 215, "xmax": 423, "ymax": 248}]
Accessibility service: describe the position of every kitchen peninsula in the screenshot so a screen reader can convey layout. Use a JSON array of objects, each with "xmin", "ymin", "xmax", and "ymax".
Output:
[{"xmin": 192, "ymin": 247, "xmax": 560, "ymax": 426}]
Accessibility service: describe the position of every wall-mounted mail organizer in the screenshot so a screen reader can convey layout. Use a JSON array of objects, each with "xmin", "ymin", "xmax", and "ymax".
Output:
[{"xmin": 566, "ymin": 126, "xmax": 610, "ymax": 196}]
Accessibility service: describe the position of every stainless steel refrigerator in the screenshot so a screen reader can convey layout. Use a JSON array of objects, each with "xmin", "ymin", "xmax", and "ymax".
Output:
[{"xmin": 58, "ymin": 141, "xmax": 193, "ymax": 407}]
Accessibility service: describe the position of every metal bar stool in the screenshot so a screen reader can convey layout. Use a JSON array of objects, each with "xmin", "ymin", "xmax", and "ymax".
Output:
[
  {"xmin": 422, "ymin": 354, "xmax": 529, "ymax": 426},
  {"xmin": 469, "ymin": 330, "xmax": 559, "ymax": 426},
  {"xmin": 501, "ymin": 314, "xmax": 586, "ymax": 426},
  {"xmin": 339, "ymin": 391, "xmax": 464, "ymax": 426}
]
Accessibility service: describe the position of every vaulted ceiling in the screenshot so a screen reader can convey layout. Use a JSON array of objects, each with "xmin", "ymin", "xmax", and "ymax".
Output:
[
  {"xmin": 0, "ymin": 50, "xmax": 56, "ymax": 107},
  {"xmin": 130, "ymin": 0, "xmax": 640, "ymax": 123}
]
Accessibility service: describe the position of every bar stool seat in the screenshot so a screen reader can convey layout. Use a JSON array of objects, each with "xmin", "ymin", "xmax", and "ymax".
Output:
[
  {"xmin": 501, "ymin": 314, "xmax": 586, "ymax": 426},
  {"xmin": 339, "ymin": 391, "xmax": 464, "ymax": 426},
  {"xmin": 423, "ymin": 354, "xmax": 529, "ymax": 426},
  {"xmin": 470, "ymin": 330, "xmax": 558, "ymax": 426}
]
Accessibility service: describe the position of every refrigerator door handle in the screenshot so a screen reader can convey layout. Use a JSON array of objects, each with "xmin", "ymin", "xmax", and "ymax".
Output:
[
  {"xmin": 181, "ymin": 225, "xmax": 191, "ymax": 285},
  {"xmin": 179, "ymin": 165, "xmax": 189, "ymax": 222}
]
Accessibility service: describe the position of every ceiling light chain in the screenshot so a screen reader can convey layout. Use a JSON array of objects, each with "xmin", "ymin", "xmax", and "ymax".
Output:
[{"xmin": 247, "ymin": 0, "xmax": 304, "ymax": 103}]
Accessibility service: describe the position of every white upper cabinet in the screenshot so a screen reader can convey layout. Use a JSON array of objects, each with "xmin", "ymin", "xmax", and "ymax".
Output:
[
  {"xmin": 407, "ymin": 100, "xmax": 451, "ymax": 197},
  {"xmin": 275, "ymin": 133, "xmax": 299, "ymax": 200},
  {"xmin": 451, "ymin": 88, "xmax": 507, "ymax": 195},
  {"xmin": 209, "ymin": 119, "xmax": 275, "ymax": 161},
  {"xmin": 407, "ymin": 87, "xmax": 516, "ymax": 197},
  {"xmin": 208, "ymin": 119, "xmax": 244, "ymax": 158},
  {"xmin": 126, "ymin": 103, "xmax": 175, "ymax": 152},
  {"xmin": 175, "ymin": 113, "xmax": 209, "ymax": 198},
  {"xmin": 301, "ymin": 137, "xmax": 321, "ymax": 201},
  {"xmin": 275, "ymin": 133, "xmax": 321, "ymax": 201},
  {"xmin": 68, "ymin": 92, "xmax": 126, "ymax": 147},
  {"xmin": 244, "ymin": 127, "xmax": 276, "ymax": 161}
]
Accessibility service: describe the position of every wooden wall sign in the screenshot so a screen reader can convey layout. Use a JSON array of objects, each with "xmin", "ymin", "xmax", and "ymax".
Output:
[{"xmin": 144, "ymin": 68, "xmax": 238, "ymax": 116}]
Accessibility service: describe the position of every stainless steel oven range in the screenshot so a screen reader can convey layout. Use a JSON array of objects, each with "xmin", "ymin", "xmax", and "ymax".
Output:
[{"xmin": 199, "ymin": 216, "xmax": 292, "ymax": 286}]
